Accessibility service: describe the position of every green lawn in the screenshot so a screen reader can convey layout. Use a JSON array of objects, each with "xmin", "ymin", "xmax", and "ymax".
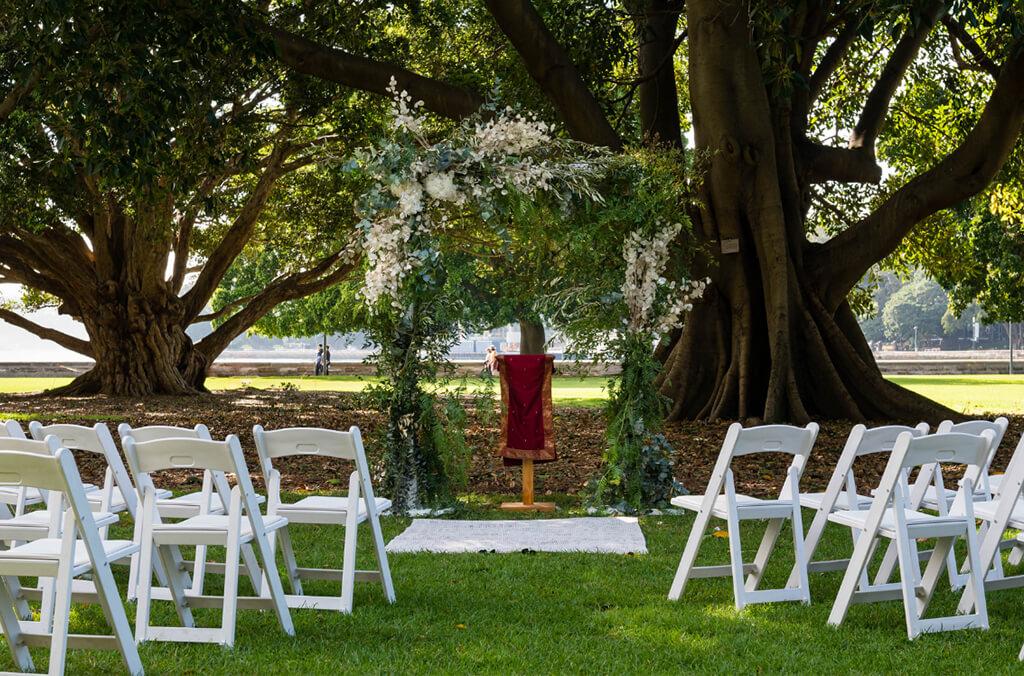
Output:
[
  {"xmin": 7, "ymin": 500, "xmax": 1024, "ymax": 673},
  {"xmin": 2, "ymin": 374, "xmax": 1023, "ymax": 414}
]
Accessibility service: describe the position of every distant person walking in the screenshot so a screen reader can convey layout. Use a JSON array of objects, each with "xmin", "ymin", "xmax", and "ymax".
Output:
[
  {"xmin": 323, "ymin": 345, "xmax": 332, "ymax": 376},
  {"xmin": 484, "ymin": 345, "xmax": 499, "ymax": 377},
  {"xmin": 315, "ymin": 346, "xmax": 324, "ymax": 376}
]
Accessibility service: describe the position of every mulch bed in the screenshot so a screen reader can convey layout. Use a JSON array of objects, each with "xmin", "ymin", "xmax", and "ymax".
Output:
[{"xmin": 1, "ymin": 390, "xmax": 1020, "ymax": 500}]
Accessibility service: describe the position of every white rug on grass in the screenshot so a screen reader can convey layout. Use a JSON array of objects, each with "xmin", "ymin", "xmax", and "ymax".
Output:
[{"xmin": 385, "ymin": 517, "xmax": 647, "ymax": 555}]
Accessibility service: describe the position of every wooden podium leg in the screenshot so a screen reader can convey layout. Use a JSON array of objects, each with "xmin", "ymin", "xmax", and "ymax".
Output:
[{"xmin": 501, "ymin": 458, "xmax": 555, "ymax": 512}]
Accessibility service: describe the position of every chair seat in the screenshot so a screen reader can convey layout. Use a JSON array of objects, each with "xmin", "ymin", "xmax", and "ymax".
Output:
[
  {"xmin": 152, "ymin": 514, "xmax": 287, "ymax": 545},
  {"xmin": 155, "ymin": 490, "xmax": 265, "ymax": 518},
  {"xmin": 972, "ymin": 499, "xmax": 1024, "ymax": 530},
  {"xmin": 0, "ymin": 538, "xmax": 138, "ymax": 574},
  {"xmin": 671, "ymin": 494, "xmax": 795, "ymax": 519},
  {"xmin": 276, "ymin": 496, "xmax": 392, "ymax": 525},
  {"xmin": 988, "ymin": 474, "xmax": 1004, "ymax": 493},
  {"xmin": 799, "ymin": 491, "xmax": 872, "ymax": 511},
  {"xmin": 916, "ymin": 484, "xmax": 989, "ymax": 510},
  {"xmin": 0, "ymin": 509, "xmax": 118, "ymax": 535},
  {"xmin": 830, "ymin": 507, "xmax": 968, "ymax": 538}
]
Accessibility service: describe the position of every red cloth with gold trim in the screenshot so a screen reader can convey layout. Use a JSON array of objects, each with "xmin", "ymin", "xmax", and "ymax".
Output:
[{"xmin": 497, "ymin": 354, "xmax": 556, "ymax": 466}]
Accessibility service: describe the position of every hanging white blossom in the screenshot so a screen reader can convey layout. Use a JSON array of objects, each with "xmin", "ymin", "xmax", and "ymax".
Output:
[{"xmin": 622, "ymin": 221, "xmax": 708, "ymax": 336}]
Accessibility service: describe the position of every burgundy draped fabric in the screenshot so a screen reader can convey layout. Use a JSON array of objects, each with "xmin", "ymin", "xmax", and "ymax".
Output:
[{"xmin": 497, "ymin": 354, "xmax": 556, "ymax": 466}]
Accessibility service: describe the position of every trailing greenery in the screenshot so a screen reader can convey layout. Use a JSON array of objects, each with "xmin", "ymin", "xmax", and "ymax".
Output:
[{"xmin": 590, "ymin": 333, "xmax": 684, "ymax": 512}]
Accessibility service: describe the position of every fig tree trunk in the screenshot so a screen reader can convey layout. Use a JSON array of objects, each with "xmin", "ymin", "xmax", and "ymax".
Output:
[
  {"xmin": 655, "ymin": 1, "xmax": 954, "ymax": 424},
  {"xmin": 52, "ymin": 287, "xmax": 208, "ymax": 397},
  {"xmin": 519, "ymin": 318, "xmax": 546, "ymax": 355}
]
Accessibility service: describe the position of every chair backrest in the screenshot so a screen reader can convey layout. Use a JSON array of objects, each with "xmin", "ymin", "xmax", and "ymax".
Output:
[
  {"xmin": 0, "ymin": 421, "xmax": 26, "ymax": 439},
  {"xmin": 253, "ymin": 425, "xmax": 362, "ymax": 476},
  {"xmin": 705, "ymin": 423, "xmax": 818, "ymax": 501},
  {"xmin": 117, "ymin": 423, "xmax": 211, "ymax": 444},
  {"xmin": 0, "ymin": 435, "xmax": 59, "ymax": 456},
  {"xmin": 875, "ymin": 431, "xmax": 995, "ymax": 516},
  {"xmin": 816, "ymin": 423, "xmax": 929, "ymax": 511},
  {"xmin": 850, "ymin": 423, "xmax": 930, "ymax": 457},
  {"xmin": 125, "ymin": 436, "xmax": 240, "ymax": 475},
  {"xmin": 898, "ymin": 431, "xmax": 993, "ymax": 471},
  {"xmin": 728, "ymin": 424, "xmax": 819, "ymax": 458},
  {"xmin": 29, "ymin": 422, "xmax": 110, "ymax": 455},
  {"xmin": 937, "ymin": 417, "xmax": 1009, "ymax": 491},
  {"xmin": 30, "ymin": 422, "xmax": 140, "ymax": 516},
  {"xmin": 0, "ymin": 445, "xmax": 79, "ymax": 495}
]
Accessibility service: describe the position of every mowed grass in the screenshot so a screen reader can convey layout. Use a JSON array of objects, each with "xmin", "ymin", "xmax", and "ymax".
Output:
[
  {"xmin": 6, "ymin": 500, "xmax": 1024, "ymax": 673},
  {"xmin": 3, "ymin": 374, "xmax": 1024, "ymax": 413}
]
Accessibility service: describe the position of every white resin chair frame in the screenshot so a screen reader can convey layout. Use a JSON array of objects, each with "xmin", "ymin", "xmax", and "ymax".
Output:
[
  {"xmin": 875, "ymin": 417, "xmax": 1010, "ymax": 590},
  {"xmin": 788, "ymin": 423, "xmax": 928, "ymax": 590},
  {"xmin": 126, "ymin": 434, "xmax": 294, "ymax": 647},
  {"xmin": 117, "ymin": 423, "xmax": 262, "ymax": 601},
  {"xmin": 668, "ymin": 423, "xmax": 819, "ymax": 610},
  {"xmin": 827, "ymin": 431, "xmax": 993, "ymax": 639},
  {"xmin": 254, "ymin": 425, "xmax": 395, "ymax": 612},
  {"xmin": 0, "ymin": 446, "xmax": 142, "ymax": 675},
  {"xmin": 957, "ymin": 433, "xmax": 1024, "ymax": 617},
  {"xmin": 29, "ymin": 423, "xmax": 138, "ymax": 530},
  {"xmin": 0, "ymin": 421, "xmax": 48, "ymax": 514}
]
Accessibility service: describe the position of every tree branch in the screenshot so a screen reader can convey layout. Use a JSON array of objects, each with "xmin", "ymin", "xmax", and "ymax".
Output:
[
  {"xmin": 807, "ymin": 14, "xmax": 864, "ymax": 104},
  {"xmin": 483, "ymin": 0, "xmax": 623, "ymax": 149},
  {"xmin": 181, "ymin": 143, "xmax": 291, "ymax": 321},
  {"xmin": 194, "ymin": 251, "xmax": 358, "ymax": 360},
  {"xmin": 0, "ymin": 308, "xmax": 93, "ymax": 357},
  {"xmin": 0, "ymin": 68, "xmax": 39, "ymax": 122},
  {"xmin": 810, "ymin": 42, "xmax": 1024, "ymax": 309},
  {"xmin": 264, "ymin": 22, "xmax": 483, "ymax": 120},
  {"xmin": 798, "ymin": 141, "xmax": 882, "ymax": 184},
  {"xmin": 636, "ymin": 0, "xmax": 684, "ymax": 147},
  {"xmin": 943, "ymin": 16, "xmax": 999, "ymax": 77},
  {"xmin": 848, "ymin": 1, "xmax": 946, "ymax": 151}
]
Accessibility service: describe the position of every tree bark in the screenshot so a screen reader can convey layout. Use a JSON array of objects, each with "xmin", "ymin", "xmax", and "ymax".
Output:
[
  {"xmin": 50, "ymin": 288, "xmax": 209, "ymax": 397},
  {"xmin": 519, "ymin": 319, "xmax": 546, "ymax": 355},
  {"xmin": 656, "ymin": 0, "xmax": 957, "ymax": 424}
]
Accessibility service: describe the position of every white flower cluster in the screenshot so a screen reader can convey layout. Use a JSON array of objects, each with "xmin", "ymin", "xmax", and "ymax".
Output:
[
  {"xmin": 423, "ymin": 172, "xmax": 461, "ymax": 203},
  {"xmin": 386, "ymin": 77, "xmax": 425, "ymax": 135},
  {"xmin": 621, "ymin": 222, "xmax": 707, "ymax": 336},
  {"xmin": 363, "ymin": 215, "xmax": 415, "ymax": 308},
  {"xmin": 472, "ymin": 110, "xmax": 550, "ymax": 157}
]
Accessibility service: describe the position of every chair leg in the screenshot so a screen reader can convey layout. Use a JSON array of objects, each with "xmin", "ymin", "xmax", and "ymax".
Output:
[
  {"xmin": 916, "ymin": 536, "xmax": 954, "ymax": 619},
  {"xmin": 89, "ymin": 548, "xmax": 144, "ymax": 675},
  {"xmin": 962, "ymin": 516, "xmax": 989, "ymax": 628},
  {"xmin": 790, "ymin": 503, "xmax": 811, "ymax": 605},
  {"xmin": 0, "ymin": 577, "xmax": 33, "ymax": 671},
  {"xmin": 135, "ymin": 542, "xmax": 156, "ymax": 644},
  {"xmin": 873, "ymin": 540, "xmax": 899, "ymax": 587},
  {"xmin": 240, "ymin": 543, "xmax": 263, "ymax": 596},
  {"xmin": 190, "ymin": 544, "xmax": 209, "ymax": 596},
  {"xmin": 340, "ymin": 488, "xmax": 360, "ymax": 613},
  {"xmin": 278, "ymin": 527, "xmax": 303, "ymax": 595},
  {"xmin": 828, "ymin": 529, "xmax": 878, "ymax": 627},
  {"xmin": 48, "ymin": 558, "xmax": 74, "ymax": 676},
  {"xmin": 252, "ymin": 527, "xmax": 294, "ymax": 637},
  {"xmin": 744, "ymin": 518, "xmax": 783, "ymax": 593},
  {"xmin": 725, "ymin": 504, "xmax": 745, "ymax": 610},
  {"xmin": 221, "ymin": 519, "xmax": 243, "ymax": 648},
  {"xmin": 894, "ymin": 522, "xmax": 922, "ymax": 640},
  {"xmin": 365, "ymin": 500, "xmax": 395, "ymax": 604},
  {"xmin": 667, "ymin": 509, "xmax": 710, "ymax": 601}
]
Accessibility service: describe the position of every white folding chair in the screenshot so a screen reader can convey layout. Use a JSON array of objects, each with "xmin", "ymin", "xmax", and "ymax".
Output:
[
  {"xmin": 957, "ymin": 432, "xmax": 1024, "ymax": 616},
  {"xmin": 788, "ymin": 423, "xmax": 929, "ymax": 590},
  {"xmin": 668, "ymin": 423, "xmax": 818, "ymax": 610},
  {"xmin": 28, "ymin": 423, "xmax": 141, "ymax": 529},
  {"xmin": 117, "ymin": 423, "xmax": 263, "ymax": 601},
  {"xmin": 875, "ymin": 417, "xmax": 1011, "ymax": 589},
  {"xmin": 126, "ymin": 434, "xmax": 294, "ymax": 647},
  {"xmin": 0, "ymin": 421, "xmax": 49, "ymax": 515},
  {"xmin": 0, "ymin": 444, "xmax": 142, "ymax": 675},
  {"xmin": 827, "ymin": 431, "xmax": 993, "ymax": 639},
  {"xmin": 254, "ymin": 425, "xmax": 395, "ymax": 612}
]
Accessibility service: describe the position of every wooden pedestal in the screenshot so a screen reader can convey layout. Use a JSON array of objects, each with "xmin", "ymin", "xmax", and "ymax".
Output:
[{"xmin": 501, "ymin": 458, "xmax": 555, "ymax": 512}]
